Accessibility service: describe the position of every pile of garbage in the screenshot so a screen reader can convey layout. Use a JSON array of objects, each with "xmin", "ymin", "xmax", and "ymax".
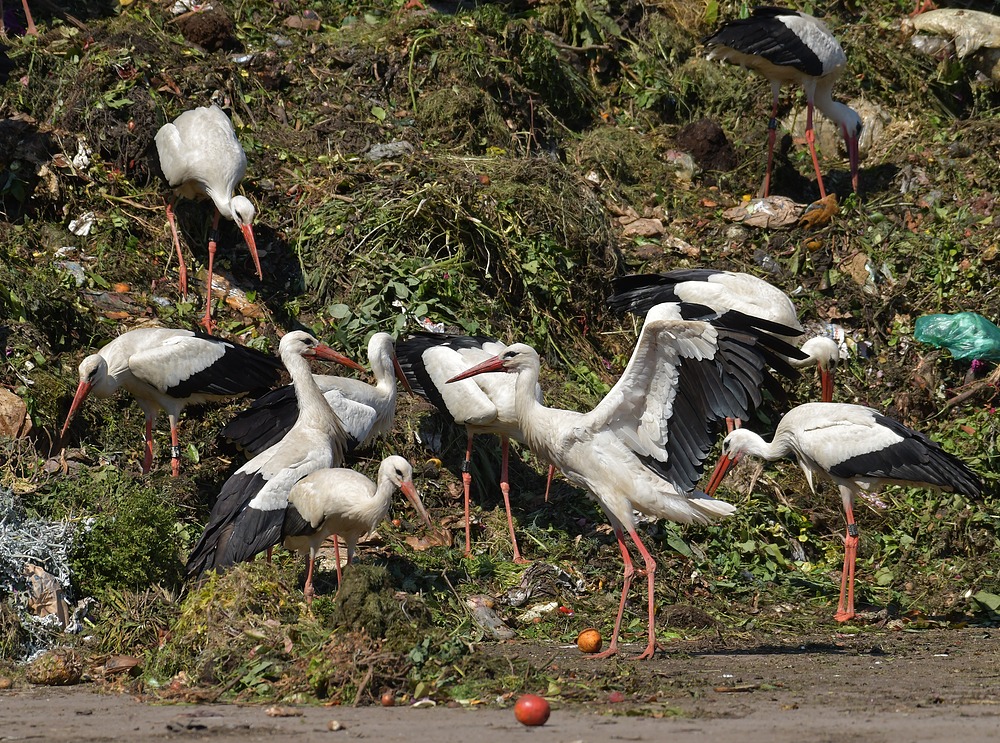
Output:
[{"xmin": 0, "ymin": 489, "xmax": 91, "ymax": 660}]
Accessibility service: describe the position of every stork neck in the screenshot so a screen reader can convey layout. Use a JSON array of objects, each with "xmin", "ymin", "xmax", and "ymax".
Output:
[
  {"xmin": 286, "ymin": 351, "xmax": 336, "ymax": 431},
  {"xmin": 369, "ymin": 339, "xmax": 396, "ymax": 395},
  {"xmin": 814, "ymin": 80, "xmax": 853, "ymax": 130}
]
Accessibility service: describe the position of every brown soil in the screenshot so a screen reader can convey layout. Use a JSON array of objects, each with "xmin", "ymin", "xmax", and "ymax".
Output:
[{"xmin": 4, "ymin": 629, "xmax": 999, "ymax": 741}]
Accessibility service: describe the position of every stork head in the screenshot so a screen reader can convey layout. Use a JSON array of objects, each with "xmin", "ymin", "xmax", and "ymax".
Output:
[
  {"xmin": 278, "ymin": 331, "xmax": 363, "ymax": 371},
  {"xmin": 446, "ymin": 343, "xmax": 538, "ymax": 383},
  {"xmin": 381, "ymin": 455, "xmax": 433, "ymax": 529},
  {"xmin": 230, "ymin": 195, "xmax": 262, "ymax": 280},
  {"xmin": 61, "ymin": 354, "xmax": 109, "ymax": 437},
  {"xmin": 705, "ymin": 428, "xmax": 757, "ymax": 496},
  {"xmin": 801, "ymin": 336, "xmax": 840, "ymax": 402}
]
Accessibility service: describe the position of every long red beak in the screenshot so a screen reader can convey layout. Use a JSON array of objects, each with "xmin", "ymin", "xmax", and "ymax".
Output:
[
  {"xmin": 393, "ymin": 355, "xmax": 414, "ymax": 395},
  {"xmin": 241, "ymin": 224, "xmax": 262, "ymax": 280},
  {"xmin": 820, "ymin": 367, "xmax": 835, "ymax": 402},
  {"xmin": 309, "ymin": 343, "xmax": 364, "ymax": 371},
  {"xmin": 705, "ymin": 453, "xmax": 739, "ymax": 497},
  {"xmin": 846, "ymin": 133, "xmax": 860, "ymax": 193},
  {"xmin": 446, "ymin": 355, "xmax": 505, "ymax": 383},
  {"xmin": 400, "ymin": 480, "xmax": 433, "ymax": 528},
  {"xmin": 60, "ymin": 380, "xmax": 94, "ymax": 438}
]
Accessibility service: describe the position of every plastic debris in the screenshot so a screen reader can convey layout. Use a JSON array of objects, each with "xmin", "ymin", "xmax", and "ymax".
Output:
[
  {"xmin": 0, "ymin": 489, "xmax": 89, "ymax": 659},
  {"xmin": 906, "ymin": 9, "xmax": 1000, "ymax": 59},
  {"xmin": 915, "ymin": 312, "xmax": 1000, "ymax": 361},
  {"xmin": 723, "ymin": 196, "xmax": 802, "ymax": 229},
  {"xmin": 68, "ymin": 211, "xmax": 95, "ymax": 236},
  {"xmin": 465, "ymin": 595, "xmax": 515, "ymax": 640},
  {"xmin": 71, "ymin": 140, "xmax": 92, "ymax": 170}
]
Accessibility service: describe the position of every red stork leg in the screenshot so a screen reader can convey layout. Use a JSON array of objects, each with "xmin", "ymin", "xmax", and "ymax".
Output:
[
  {"xmin": 164, "ymin": 199, "xmax": 189, "ymax": 298},
  {"xmin": 168, "ymin": 414, "xmax": 181, "ymax": 477},
  {"xmin": 543, "ymin": 464, "xmax": 554, "ymax": 502},
  {"xmin": 303, "ymin": 549, "xmax": 317, "ymax": 603},
  {"xmin": 591, "ymin": 524, "xmax": 660, "ymax": 660},
  {"xmin": 835, "ymin": 500, "xmax": 858, "ymax": 622},
  {"xmin": 200, "ymin": 210, "xmax": 222, "ymax": 334},
  {"xmin": 804, "ymin": 99, "xmax": 829, "ymax": 199},
  {"xmin": 461, "ymin": 431, "xmax": 475, "ymax": 556},
  {"xmin": 333, "ymin": 535, "xmax": 344, "ymax": 586},
  {"xmin": 498, "ymin": 436, "xmax": 527, "ymax": 564},
  {"xmin": 21, "ymin": 0, "xmax": 37, "ymax": 35}
]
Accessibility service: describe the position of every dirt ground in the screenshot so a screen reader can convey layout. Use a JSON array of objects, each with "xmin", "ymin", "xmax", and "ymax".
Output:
[{"xmin": 3, "ymin": 627, "xmax": 998, "ymax": 742}]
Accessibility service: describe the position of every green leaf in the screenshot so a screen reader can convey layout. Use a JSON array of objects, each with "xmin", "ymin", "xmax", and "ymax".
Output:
[
  {"xmin": 971, "ymin": 591, "xmax": 1000, "ymax": 612},
  {"xmin": 371, "ymin": 105, "xmax": 387, "ymax": 122}
]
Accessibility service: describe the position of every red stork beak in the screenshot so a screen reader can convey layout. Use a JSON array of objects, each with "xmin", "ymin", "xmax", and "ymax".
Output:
[
  {"xmin": 846, "ymin": 131, "xmax": 860, "ymax": 193},
  {"xmin": 309, "ymin": 343, "xmax": 364, "ymax": 372},
  {"xmin": 446, "ymin": 355, "xmax": 505, "ymax": 383},
  {"xmin": 241, "ymin": 223, "xmax": 263, "ymax": 280},
  {"xmin": 819, "ymin": 366, "xmax": 835, "ymax": 403},
  {"xmin": 705, "ymin": 452, "xmax": 740, "ymax": 497},
  {"xmin": 400, "ymin": 480, "xmax": 433, "ymax": 529},
  {"xmin": 60, "ymin": 380, "xmax": 94, "ymax": 438},
  {"xmin": 392, "ymin": 355, "xmax": 414, "ymax": 395}
]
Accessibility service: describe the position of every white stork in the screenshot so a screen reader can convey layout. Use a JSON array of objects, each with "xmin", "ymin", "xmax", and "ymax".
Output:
[
  {"xmin": 282, "ymin": 455, "xmax": 433, "ymax": 601},
  {"xmin": 704, "ymin": 7, "xmax": 862, "ymax": 198},
  {"xmin": 220, "ymin": 332, "xmax": 399, "ymax": 458},
  {"xmin": 60, "ymin": 327, "xmax": 282, "ymax": 476},
  {"xmin": 395, "ymin": 332, "xmax": 545, "ymax": 564},
  {"xmin": 608, "ymin": 269, "xmax": 840, "ymax": 403},
  {"xmin": 705, "ymin": 402, "xmax": 982, "ymax": 622},
  {"xmin": 155, "ymin": 104, "xmax": 262, "ymax": 334},
  {"xmin": 448, "ymin": 303, "xmax": 803, "ymax": 659},
  {"xmin": 185, "ymin": 331, "xmax": 363, "ymax": 577}
]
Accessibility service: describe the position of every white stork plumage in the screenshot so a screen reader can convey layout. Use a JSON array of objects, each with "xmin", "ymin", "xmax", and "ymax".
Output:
[
  {"xmin": 155, "ymin": 104, "xmax": 261, "ymax": 334},
  {"xmin": 60, "ymin": 327, "xmax": 282, "ymax": 476},
  {"xmin": 282, "ymin": 455, "xmax": 433, "ymax": 601},
  {"xmin": 185, "ymin": 331, "xmax": 363, "ymax": 577},
  {"xmin": 608, "ymin": 269, "xmax": 840, "ymax": 403},
  {"xmin": 448, "ymin": 303, "xmax": 803, "ymax": 659},
  {"xmin": 395, "ymin": 332, "xmax": 545, "ymax": 563},
  {"xmin": 704, "ymin": 7, "xmax": 862, "ymax": 198},
  {"xmin": 705, "ymin": 402, "xmax": 982, "ymax": 622},
  {"xmin": 220, "ymin": 332, "xmax": 399, "ymax": 458}
]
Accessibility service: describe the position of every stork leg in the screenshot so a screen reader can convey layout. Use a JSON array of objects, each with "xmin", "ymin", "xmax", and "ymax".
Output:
[
  {"xmin": 303, "ymin": 549, "xmax": 317, "ymax": 603},
  {"xmin": 142, "ymin": 416, "xmax": 154, "ymax": 474},
  {"xmin": 333, "ymin": 535, "xmax": 344, "ymax": 586},
  {"xmin": 201, "ymin": 209, "xmax": 222, "ymax": 335},
  {"xmin": 543, "ymin": 464, "xmax": 555, "ymax": 502},
  {"xmin": 804, "ymin": 100, "xmax": 828, "ymax": 200},
  {"xmin": 461, "ymin": 431, "xmax": 475, "ymax": 556},
  {"xmin": 164, "ymin": 199, "xmax": 189, "ymax": 298},
  {"xmin": 168, "ymin": 413, "xmax": 181, "ymax": 477},
  {"xmin": 498, "ymin": 436, "xmax": 527, "ymax": 563},
  {"xmin": 590, "ymin": 526, "xmax": 634, "ymax": 660},
  {"xmin": 835, "ymin": 488, "xmax": 858, "ymax": 622},
  {"xmin": 20, "ymin": 0, "xmax": 37, "ymax": 35},
  {"xmin": 591, "ymin": 524, "xmax": 660, "ymax": 660}
]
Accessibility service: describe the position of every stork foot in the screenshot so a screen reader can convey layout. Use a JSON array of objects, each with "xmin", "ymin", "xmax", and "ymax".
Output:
[
  {"xmin": 636, "ymin": 641, "xmax": 661, "ymax": 661},
  {"xmin": 834, "ymin": 609, "xmax": 855, "ymax": 623},
  {"xmin": 512, "ymin": 556, "xmax": 530, "ymax": 565},
  {"xmin": 589, "ymin": 644, "xmax": 619, "ymax": 660}
]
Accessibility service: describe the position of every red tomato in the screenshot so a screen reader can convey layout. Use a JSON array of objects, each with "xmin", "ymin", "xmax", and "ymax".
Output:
[{"xmin": 513, "ymin": 694, "xmax": 550, "ymax": 726}]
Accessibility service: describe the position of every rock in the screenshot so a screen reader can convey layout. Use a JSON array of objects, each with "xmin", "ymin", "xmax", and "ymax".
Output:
[{"xmin": 0, "ymin": 388, "xmax": 31, "ymax": 438}]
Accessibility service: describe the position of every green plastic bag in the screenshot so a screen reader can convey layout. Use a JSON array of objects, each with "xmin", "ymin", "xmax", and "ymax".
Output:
[{"xmin": 914, "ymin": 312, "xmax": 1000, "ymax": 361}]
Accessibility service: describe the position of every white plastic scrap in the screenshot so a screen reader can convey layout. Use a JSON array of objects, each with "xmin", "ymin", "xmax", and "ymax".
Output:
[
  {"xmin": 68, "ymin": 211, "xmax": 96, "ymax": 237},
  {"xmin": 71, "ymin": 139, "xmax": 92, "ymax": 170},
  {"xmin": 171, "ymin": 0, "xmax": 213, "ymax": 13}
]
